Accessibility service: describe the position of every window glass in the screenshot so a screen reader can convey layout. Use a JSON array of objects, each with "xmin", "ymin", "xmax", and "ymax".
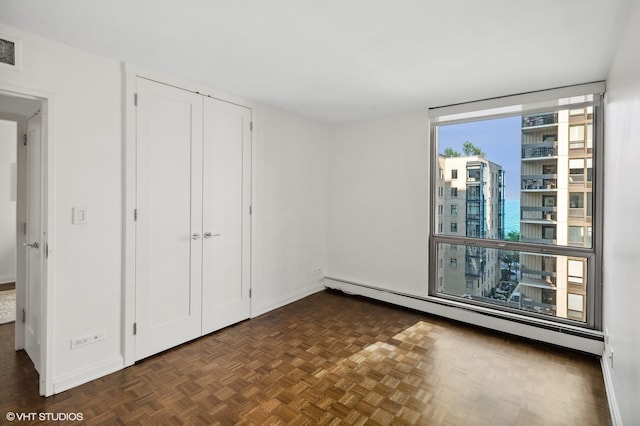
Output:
[{"xmin": 433, "ymin": 96, "xmax": 599, "ymax": 324}]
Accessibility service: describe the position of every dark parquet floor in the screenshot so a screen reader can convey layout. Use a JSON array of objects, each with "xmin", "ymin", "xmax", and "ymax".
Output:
[{"xmin": 0, "ymin": 290, "xmax": 611, "ymax": 425}]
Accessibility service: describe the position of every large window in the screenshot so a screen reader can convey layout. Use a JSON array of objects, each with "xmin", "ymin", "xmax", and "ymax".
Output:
[{"xmin": 429, "ymin": 83, "xmax": 603, "ymax": 328}]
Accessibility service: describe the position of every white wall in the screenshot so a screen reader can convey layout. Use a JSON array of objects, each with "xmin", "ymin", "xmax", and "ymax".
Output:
[
  {"xmin": 602, "ymin": 2, "xmax": 640, "ymax": 424},
  {"xmin": 0, "ymin": 24, "xmax": 124, "ymax": 389},
  {"xmin": 252, "ymin": 105, "xmax": 329, "ymax": 316},
  {"xmin": 0, "ymin": 120, "xmax": 17, "ymax": 284},
  {"xmin": 0, "ymin": 23, "xmax": 331, "ymax": 392},
  {"xmin": 327, "ymin": 110, "xmax": 429, "ymax": 295}
]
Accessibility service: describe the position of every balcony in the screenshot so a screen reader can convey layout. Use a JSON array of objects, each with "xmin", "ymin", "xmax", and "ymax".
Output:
[
  {"xmin": 522, "ymin": 142, "xmax": 558, "ymax": 160},
  {"xmin": 520, "ymin": 236, "xmax": 556, "ymax": 245},
  {"xmin": 521, "ymin": 175, "xmax": 558, "ymax": 191},
  {"xmin": 465, "ymin": 257, "xmax": 484, "ymax": 277},
  {"xmin": 521, "ymin": 206, "xmax": 557, "ymax": 223},
  {"xmin": 522, "ymin": 113, "xmax": 558, "ymax": 130},
  {"xmin": 520, "ymin": 266, "xmax": 557, "ymax": 280}
]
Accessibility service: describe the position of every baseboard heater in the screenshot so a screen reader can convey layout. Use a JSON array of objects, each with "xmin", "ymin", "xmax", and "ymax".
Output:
[{"xmin": 324, "ymin": 277, "xmax": 604, "ymax": 356}]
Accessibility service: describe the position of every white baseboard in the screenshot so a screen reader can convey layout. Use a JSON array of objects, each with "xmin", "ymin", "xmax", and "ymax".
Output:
[
  {"xmin": 0, "ymin": 274, "xmax": 16, "ymax": 284},
  {"xmin": 252, "ymin": 282, "xmax": 325, "ymax": 318},
  {"xmin": 53, "ymin": 356, "xmax": 124, "ymax": 394},
  {"xmin": 601, "ymin": 353, "xmax": 622, "ymax": 426},
  {"xmin": 325, "ymin": 278, "xmax": 604, "ymax": 355}
]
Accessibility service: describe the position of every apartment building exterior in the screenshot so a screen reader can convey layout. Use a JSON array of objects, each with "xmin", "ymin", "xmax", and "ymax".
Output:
[
  {"xmin": 437, "ymin": 156, "xmax": 505, "ymax": 298},
  {"xmin": 515, "ymin": 108, "xmax": 592, "ymax": 321}
]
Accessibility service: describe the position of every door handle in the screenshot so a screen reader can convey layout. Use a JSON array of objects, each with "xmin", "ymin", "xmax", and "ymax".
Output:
[
  {"xmin": 24, "ymin": 241, "xmax": 39, "ymax": 249},
  {"xmin": 204, "ymin": 232, "xmax": 222, "ymax": 239},
  {"xmin": 192, "ymin": 233, "xmax": 202, "ymax": 240}
]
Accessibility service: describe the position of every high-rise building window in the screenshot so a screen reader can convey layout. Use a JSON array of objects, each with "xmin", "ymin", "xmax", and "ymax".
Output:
[
  {"xmin": 430, "ymin": 82, "xmax": 603, "ymax": 329},
  {"xmin": 570, "ymin": 125, "xmax": 585, "ymax": 149},
  {"xmin": 569, "ymin": 159, "xmax": 585, "ymax": 183},
  {"xmin": 569, "ymin": 193, "xmax": 585, "ymax": 217}
]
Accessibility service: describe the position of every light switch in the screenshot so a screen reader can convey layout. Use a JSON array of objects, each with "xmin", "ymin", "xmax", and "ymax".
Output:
[{"xmin": 72, "ymin": 207, "xmax": 87, "ymax": 225}]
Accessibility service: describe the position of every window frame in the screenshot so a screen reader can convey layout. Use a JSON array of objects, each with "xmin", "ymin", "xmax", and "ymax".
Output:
[{"xmin": 428, "ymin": 82, "xmax": 604, "ymax": 330}]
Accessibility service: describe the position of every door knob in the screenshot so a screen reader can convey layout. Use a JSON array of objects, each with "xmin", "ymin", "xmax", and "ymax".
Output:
[
  {"xmin": 24, "ymin": 241, "xmax": 39, "ymax": 249},
  {"xmin": 204, "ymin": 232, "xmax": 222, "ymax": 239},
  {"xmin": 192, "ymin": 233, "xmax": 201, "ymax": 240}
]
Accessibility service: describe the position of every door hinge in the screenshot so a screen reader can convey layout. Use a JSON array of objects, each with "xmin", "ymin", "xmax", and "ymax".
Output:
[
  {"xmin": 23, "ymin": 222, "xmax": 27, "ymax": 235},
  {"xmin": 22, "ymin": 308, "xmax": 26, "ymax": 323},
  {"xmin": 45, "ymin": 243, "xmax": 49, "ymax": 259},
  {"xmin": 134, "ymin": 93, "xmax": 138, "ymax": 106},
  {"xmin": 133, "ymin": 323, "xmax": 137, "ymax": 335},
  {"xmin": 250, "ymin": 121, "xmax": 253, "ymax": 131},
  {"xmin": 249, "ymin": 205, "xmax": 252, "ymax": 215},
  {"xmin": 134, "ymin": 209, "xmax": 138, "ymax": 221},
  {"xmin": 249, "ymin": 288, "xmax": 252, "ymax": 298},
  {"xmin": 23, "ymin": 134, "xmax": 27, "ymax": 146}
]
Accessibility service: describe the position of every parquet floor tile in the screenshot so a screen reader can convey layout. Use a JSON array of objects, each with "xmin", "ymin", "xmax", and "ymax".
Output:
[{"xmin": 0, "ymin": 290, "xmax": 610, "ymax": 425}]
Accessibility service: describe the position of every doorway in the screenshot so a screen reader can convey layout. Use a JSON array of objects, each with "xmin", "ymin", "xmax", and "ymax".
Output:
[
  {"xmin": 0, "ymin": 89, "xmax": 51, "ymax": 396},
  {"xmin": 0, "ymin": 119, "xmax": 17, "ymax": 324}
]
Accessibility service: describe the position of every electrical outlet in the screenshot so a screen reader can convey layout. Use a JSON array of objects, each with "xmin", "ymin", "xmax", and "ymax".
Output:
[
  {"xmin": 312, "ymin": 267, "xmax": 323, "ymax": 275},
  {"xmin": 70, "ymin": 331, "xmax": 106, "ymax": 349}
]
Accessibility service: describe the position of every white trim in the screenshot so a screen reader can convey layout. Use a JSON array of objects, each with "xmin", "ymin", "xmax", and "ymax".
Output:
[
  {"xmin": 0, "ymin": 83, "xmax": 56, "ymax": 396},
  {"xmin": 53, "ymin": 356, "xmax": 124, "ymax": 394},
  {"xmin": 325, "ymin": 278, "xmax": 604, "ymax": 355},
  {"xmin": 251, "ymin": 283, "xmax": 325, "ymax": 319},
  {"xmin": 601, "ymin": 354, "xmax": 622, "ymax": 426},
  {"xmin": 122, "ymin": 64, "xmax": 136, "ymax": 367},
  {"xmin": 123, "ymin": 63, "xmax": 256, "ymax": 109},
  {"xmin": 0, "ymin": 274, "xmax": 16, "ymax": 284}
]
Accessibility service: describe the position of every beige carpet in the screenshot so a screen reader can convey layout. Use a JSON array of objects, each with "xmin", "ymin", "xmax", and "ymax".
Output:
[{"xmin": 0, "ymin": 289, "xmax": 16, "ymax": 324}]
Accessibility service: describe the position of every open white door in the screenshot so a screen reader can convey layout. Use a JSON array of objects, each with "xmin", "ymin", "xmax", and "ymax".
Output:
[
  {"xmin": 201, "ymin": 98, "xmax": 251, "ymax": 334},
  {"xmin": 134, "ymin": 78, "xmax": 204, "ymax": 361},
  {"xmin": 24, "ymin": 111, "xmax": 42, "ymax": 372}
]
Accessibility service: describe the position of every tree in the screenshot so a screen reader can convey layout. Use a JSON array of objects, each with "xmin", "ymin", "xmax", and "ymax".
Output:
[
  {"xmin": 501, "ymin": 231, "xmax": 520, "ymax": 281},
  {"xmin": 443, "ymin": 147, "xmax": 461, "ymax": 157},
  {"xmin": 462, "ymin": 141, "xmax": 486, "ymax": 157},
  {"xmin": 506, "ymin": 231, "xmax": 520, "ymax": 242}
]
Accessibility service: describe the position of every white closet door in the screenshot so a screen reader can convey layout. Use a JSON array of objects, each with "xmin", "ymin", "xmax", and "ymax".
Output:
[
  {"xmin": 201, "ymin": 97, "xmax": 251, "ymax": 334},
  {"xmin": 135, "ymin": 78, "xmax": 203, "ymax": 360}
]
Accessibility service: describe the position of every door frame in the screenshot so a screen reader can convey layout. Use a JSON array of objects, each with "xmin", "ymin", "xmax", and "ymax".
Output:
[
  {"xmin": 0, "ymin": 83, "xmax": 56, "ymax": 396},
  {"xmin": 122, "ymin": 64, "xmax": 255, "ymax": 366}
]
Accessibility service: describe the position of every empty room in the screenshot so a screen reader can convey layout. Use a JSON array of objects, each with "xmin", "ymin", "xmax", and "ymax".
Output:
[{"xmin": 0, "ymin": 0, "xmax": 638, "ymax": 424}]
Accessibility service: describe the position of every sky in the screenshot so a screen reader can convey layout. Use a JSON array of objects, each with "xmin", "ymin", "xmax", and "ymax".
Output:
[{"xmin": 437, "ymin": 115, "xmax": 521, "ymax": 200}]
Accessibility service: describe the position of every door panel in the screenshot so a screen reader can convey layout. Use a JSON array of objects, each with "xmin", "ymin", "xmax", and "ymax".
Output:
[
  {"xmin": 25, "ymin": 112, "xmax": 42, "ymax": 372},
  {"xmin": 201, "ymin": 98, "xmax": 251, "ymax": 334},
  {"xmin": 135, "ymin": 78, "xmax": 203, "ymax": 360}
]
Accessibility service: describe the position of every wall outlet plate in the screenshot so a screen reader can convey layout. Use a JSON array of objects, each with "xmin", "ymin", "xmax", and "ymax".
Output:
[
  {"xmin": 70, "ymin": 330, "xmax": 105, "ymax": 349},
  {"xmin": 72, "ymin": 207, "xmax": 87, "ymax": 225}
]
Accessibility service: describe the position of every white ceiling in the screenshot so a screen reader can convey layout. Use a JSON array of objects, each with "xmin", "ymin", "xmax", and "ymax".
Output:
[{"xmin": 0, "ymin": 0, "xmax": 632, "ymax": 123}]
